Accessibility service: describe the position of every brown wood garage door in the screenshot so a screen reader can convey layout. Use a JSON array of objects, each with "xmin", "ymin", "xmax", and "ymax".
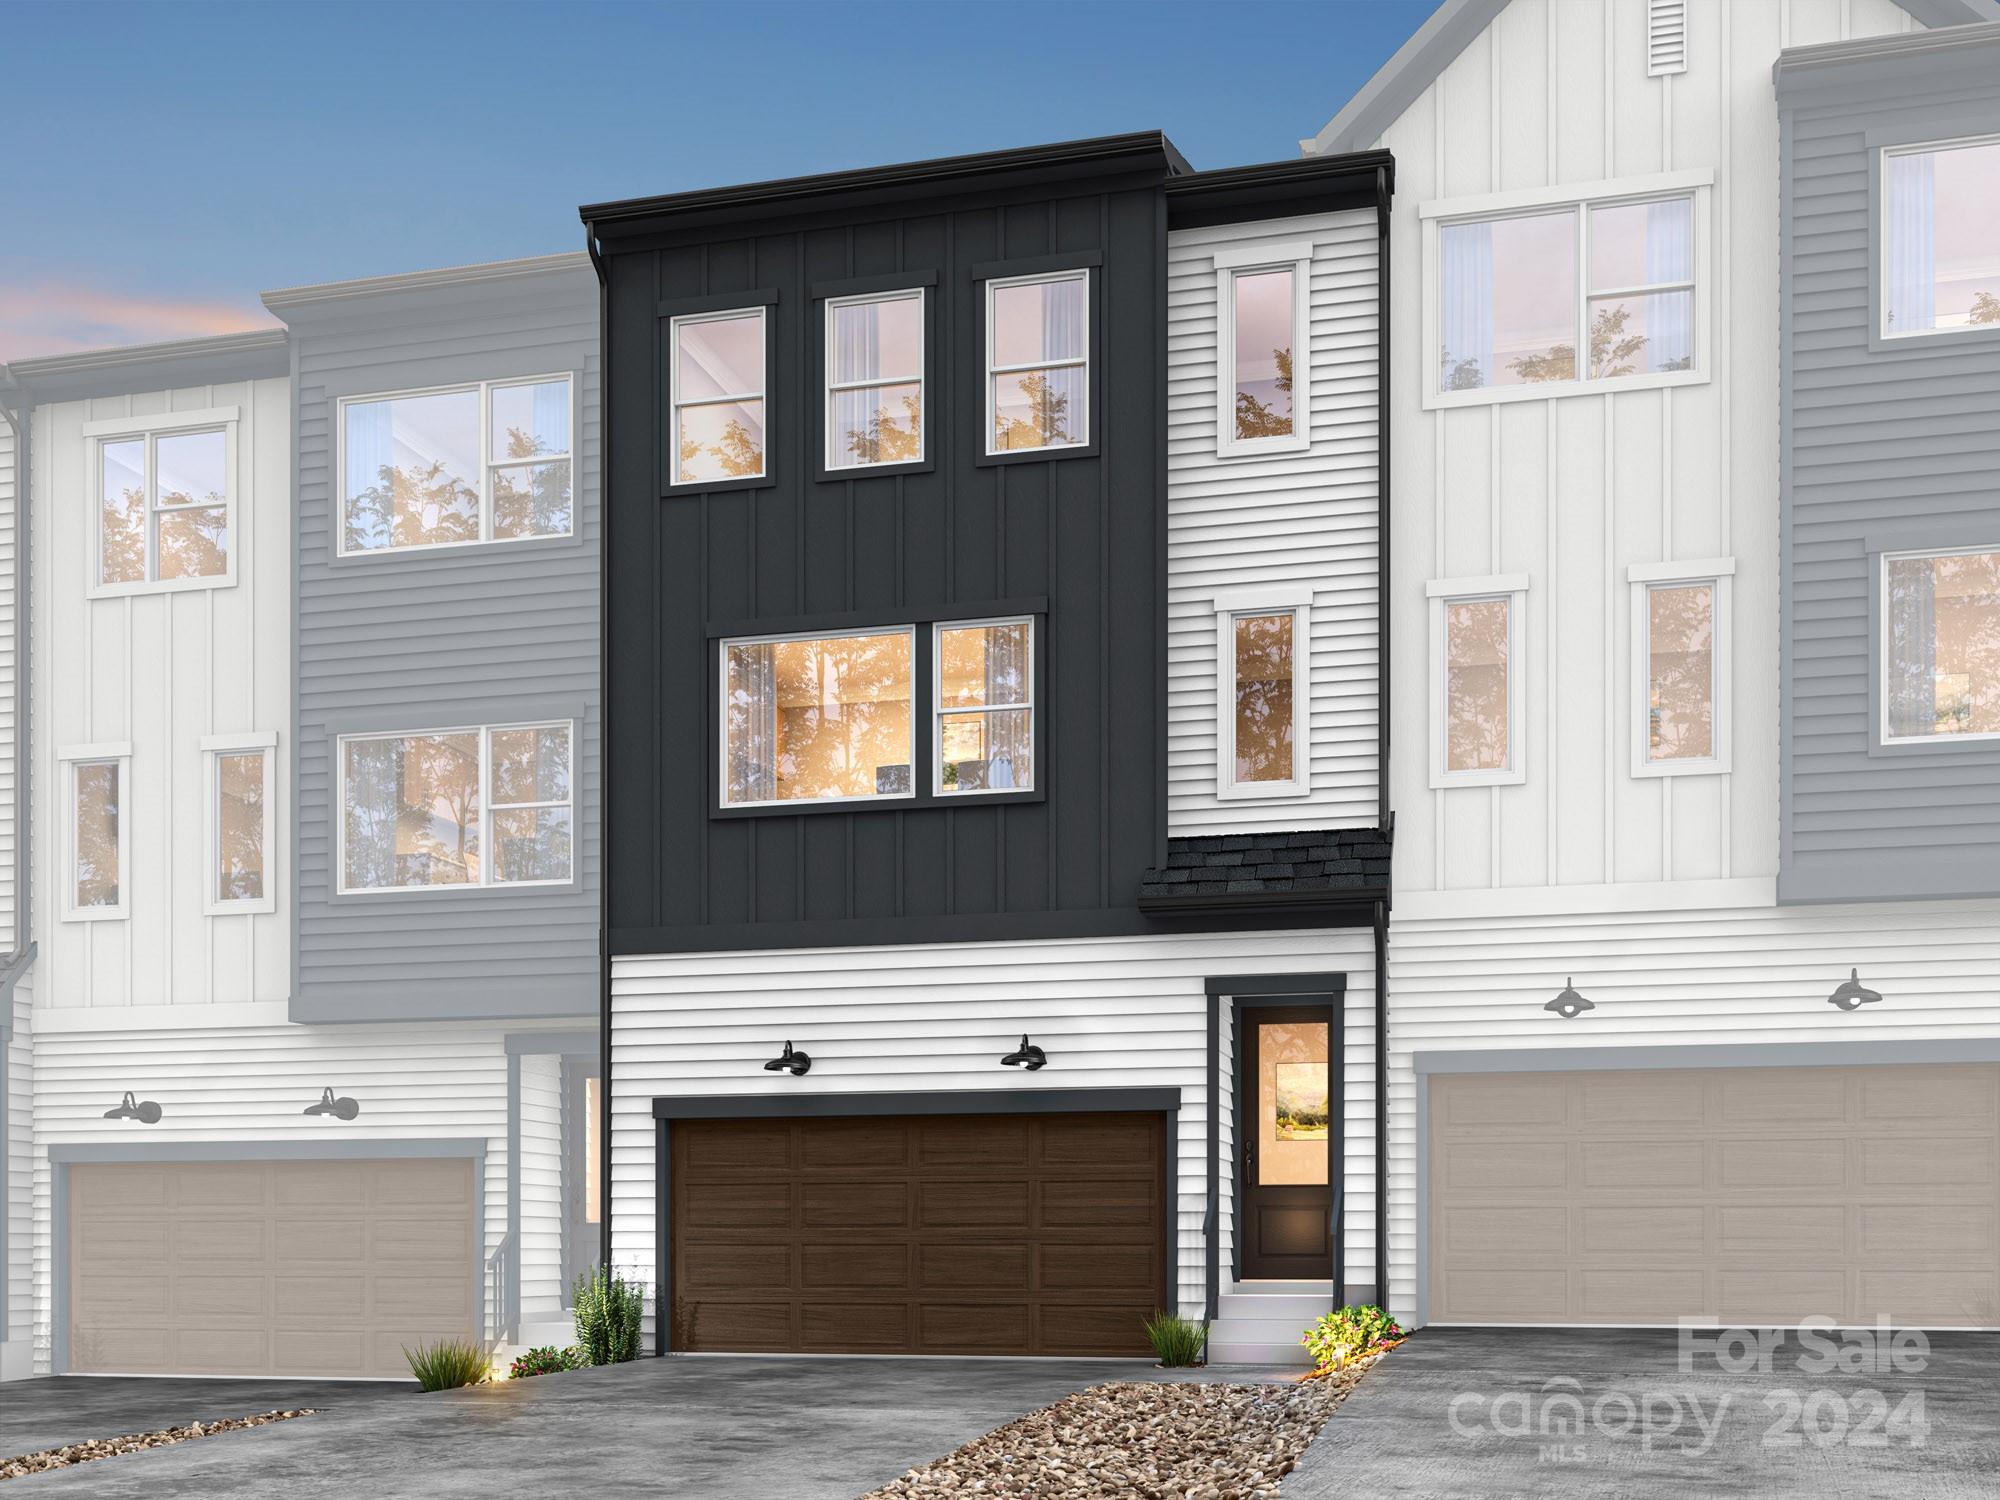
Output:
[{"xmin": 671, "ymin": 1111, "xmax": 1167, "ymax": 1355}]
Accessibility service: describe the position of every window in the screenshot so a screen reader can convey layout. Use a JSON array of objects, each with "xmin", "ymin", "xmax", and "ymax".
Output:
[
  {"xmin": 935, "ymin": 619, "xmax": 1033, "ymax": 794},
  {"xmin": 339, "ymin": 721, "xmax": 573, "ymax": 892},
  {"xmin": 1213, "ymin": 585, "xmax": 1311, "ymax": 798},
  {"xmin": 1430, "ymin": 181, "xmax": 1701, "ymax": 402},
  {"xmin": 93, "ymin": 420, "xmax": 231, "ymax": 590},
  {"xmin": 61, "ymin": 747, "xmax": 130, "ymax": 920},
  {"xmin": 722, "ymin": 629, "xmax": 915, "ymax": 806},
  {"xmin": 986, "ymin": 270, "xmax": 1089, "ymax": 454},
  {"xmin": 1428, "ymin": 577, "xmax": 1526, "ymax": 787},
  {"xmin": 340, "ymin": 376, "xmax": 573, "ymax": 554},
  {"xmin": 1629, "ymin": 561, "xmax": 1732, "ymax": 777},
  {"xmin": 671, "ymin": 308, "xmax": 767, "ymax": 484},
  {"xmin": 1216, "ymin": 241, "xmax": 1312, "ymax": 455},
  {"xmin": 1883, "ymin": 138, "xmax": 2000, "ymax": 338},
  {"xmin": 206, "ymin": 738, "xmax": 276, "ymax": 912},
  {"xmin": 826, "ymin": 290, "xmax": 923, "ymax": 470},
  {"xmin": 1882, "ymin": 546, "xmax": 2000, "ymax": 743}
]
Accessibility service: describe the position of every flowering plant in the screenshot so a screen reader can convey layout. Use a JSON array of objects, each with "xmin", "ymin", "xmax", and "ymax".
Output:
[{"xmin": 1301, "ymin": 1304, "xmax": 1402, "ymax": 1372}]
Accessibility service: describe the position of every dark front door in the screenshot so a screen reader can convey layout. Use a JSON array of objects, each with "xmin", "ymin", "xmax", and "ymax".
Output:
[{"xmin": 1238, "ymin": 1008, "xmax": 1334, "ymax": 1280}]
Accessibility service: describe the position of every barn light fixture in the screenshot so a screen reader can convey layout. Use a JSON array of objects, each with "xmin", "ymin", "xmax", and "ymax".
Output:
[
  {"xmin": 304, "ymin": 1087, "xmax": 361, "ymax": 1120},
  {"xmin": 1000, "ymin": 1034, "xmax": 1048, "ymax": 1070},
  {"xmin": 103, "ymin": 1092, "xmax": 162, "ymax": 1124},
  {"xmin": 1827, "ymin": 969, "xmax": 1883, "ymax": 1012},
  {"xmin": 1543, "ymin": 979, "xmax": 1594, "ymax": 1020},
  {"xmin": 763, "ymin": 1040, "xmax": 812, "ymax": 1077}
]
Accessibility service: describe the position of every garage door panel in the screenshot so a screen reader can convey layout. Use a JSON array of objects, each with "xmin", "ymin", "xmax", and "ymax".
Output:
[
  {"xmin": 73, "ymin": 1326, "xmax": 168, "ymax": 1372},
  {"xmin": 680, "ymin": 1300, "xmax": 792, "ymax": 1351},
  {"xmin": 1441, "ymin": 1269, "xmax": 1569, "ymax": 1320},
  {"xmin": 73, "ymin": 1166, "xmax": 168, "ymax": 1211},
  {"xmin": 1716, "ymin": 1069, "xmax": 1848, "ymax": 1128},
  {"xmin": 177, "ymin": 1277, "xmax": 268, "ymax": 1319},
  {"xmin": 276, "ymin": 1219, "xmax": 367, "ymax": 1262},
  {"xmin": 1580, "ymin": 1139, "xmax": 1704, "ymax": 1190},
  {"xmin": 172, "ymin": 1219, "xmax": 266, "ymax": 1262},
  {"xmin": 802, "ymin": 1302, "xmax": 910, "ymax": 1351},
  {"xmin": 685, "ymin": 1119, "xmax": 792, "ymax": 1171},
  {"xmin": 75, "ymin": 1221, "xmax": 169, "ymax": 1264},
  {"xmin": 682, "ymin": 1242, "xmax": 793, "ymax": 1292},
  {"xmin": 682, "ymin": 1181, "xmax": 793, "ymax": 1230},
  {"xmin": 915, "ymin": 1242, "xmax": 1030, "ymax": 1291},
  {"xmin": 278, "ymin": 1274, "xmax": 367, "ymax": 1320},
  {"xmin": 1579, "ymin": 1205, "xmax": 1704, "ymax": 1257},
  {"xmin": 917, "ymin": 1117, "xmax": 1030, "ymax": 1168},
  {"xmin": 801, "ymin": 1243, "xmax": 910, "ymax": 1289},
  {"xmin": 807, "ymin": 1179, "xmax": 911, "ymax": 1228},
  {"xmin": 1040, "ymin": 1114, "xmax": 1157, "ymax": 1164},
  {"xmin": 1860, "ymin": 1067, "xmax": 1997, "ymax": 1125},
  {"xmin": 373, "ymin": 1217, "xmax": 474, "ymax": 1261},
  {"xmin": 277, "ymin": 1163, "xmax": 365, "ymax": 1207},
  {"xmin": 1860, "ymin": 1136, "xmax": 1994, "ymax": 1188},
  {"xmin": 1716, "ymin": 1268, "xmax": 1850, "ymax": 1324},
  {"xmin": 803, "ymin": 1122, "xmax": 911, "ymax": 1170},
  {"xmin": 1858, "ymin": 1271, "xmax": 1998, "ymax": 1324},
  {"xmin": 176, "ymin": 1328, "xmax": 271, "ymax": 1373},
  {"xmin": 1040, "ymin": 1303, "xmax": 1155, "ymax": 1356},
  {"xmin": 1440, "ymin": 1205, "xmax": 1566, "ymax": 1259},
  {"xmin": 75, "ymin": 1274, "xmax": 169, "ymax": 1316},
  {"xmin": 917, "ymin": 1180, "xmax": 1027, "ymax": 1230},
  {"xmin": 1858, "ymin": 1205, "xmax": 1997, "ymax": 1264},
  {"xmin": 1717, "ymin": 1204, "xmax": 1847, "ymax": 1259},
  {"xmin": 276, "ymin": 1330, "xmax": 367, "ymax": 1375},
  {"xmin": 1041, "ymin": 1178, "xmax": 1154, "ymax": 1229},
  {"xmin": 173, "ymin": 1166, "xmax": 270, "ymax": 1208},
  {"xmin": 1579, "ymin": 1270, "xmax": 1707, "ymax": 1321},
  {"xmin": 1716, "ymin": 1136, "xmax": 1846, "ymax": 1190},
  {"xmin": 371, "ymin": 1160, "xmax": 472, "ymax": 1207},
  {"xmin": 1437, "ymin": 1140, "xmax": 1568, "ymax": 1192},
  {"xmin": 1041, "ymin": 1243, "xmax": 1155, "ymax": 1292},
  {"xmin": 1579, "ymin": 1071, "xmax": 1704, "ymax": 1126},
  {"xmin": 916, "ymin": 1302, "xmax": 1031, "ymax": 1352},
  {"xmin": 1439, "ymin": 1075, "xmax": 1569, "ymax": 1129}
]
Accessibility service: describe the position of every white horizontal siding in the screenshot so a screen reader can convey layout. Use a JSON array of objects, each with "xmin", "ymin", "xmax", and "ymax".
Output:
[
  {"xmin": 0, "ymin": 417, "xmax": 17, "ymax": 943},
  {"xmin": 519, "ymin": 1051, "xmax": 565, "ymax": 1320},
  {"xmin": 5, "ymin": 978, "xmax": 30, "ymax": 1371},
  {"xmin": 1385, "ymin": 896, "xmax": 2000, "ymax": 1326},
  {"xmin": 610, "ymin": 928, "xmax": 1380, "ymax": 1345},
  {"xmin": 1166, "ymin": 211, "xmax": 1380, "ymax": 835}
]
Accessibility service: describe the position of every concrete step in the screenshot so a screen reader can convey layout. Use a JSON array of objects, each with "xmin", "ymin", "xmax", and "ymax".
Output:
[
  {"xmin": 1226, "ymin": 1280, "xmax": 1334, "ymax": 1297},
  {"xmin": 1213, "ymin": 1313, "xmax": 1320, "ymax": 1343},
  {"xmin": 1217, "ymin": 1292, "xmax": 1337, "ymax": 1324},
  {"xmin": 1208, "ymin": 1338, "xmax": 1312, "ymax": 1367}
]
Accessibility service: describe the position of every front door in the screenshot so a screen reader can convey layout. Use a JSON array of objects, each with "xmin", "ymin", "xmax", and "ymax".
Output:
[{"xmin": 1238, "ymin": 1008, "xmax": 1334, "ymax": 1280}]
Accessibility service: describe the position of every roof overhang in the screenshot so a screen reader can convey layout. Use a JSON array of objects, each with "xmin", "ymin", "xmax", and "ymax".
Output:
[
  {"xmin": 263, "ymin": 251, "xmax": 595, "ymax": 328},
  {"xmin": 4, "ymin": 328, "xmax": 288, "ymax": 405},
  {"xmin": 1165, "ymin": 150, "xmax": 1394, "ymax": 231}
]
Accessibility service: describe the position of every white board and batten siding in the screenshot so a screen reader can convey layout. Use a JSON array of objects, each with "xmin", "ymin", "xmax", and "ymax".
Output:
[
  {"xmin": 610, "ymin": 929, "xmax": 1378, "ymax": 1342},
  {"xmin": 1167, "ymin": 210, "xmax": 1380, "ymax": 835},
  {"xmin": 0, "ymin": 413, "xmax": 18, "ymax": 944},
  {"xmin": 31, "ymin": 377, "xmax": 291, "ymax": 1012}
]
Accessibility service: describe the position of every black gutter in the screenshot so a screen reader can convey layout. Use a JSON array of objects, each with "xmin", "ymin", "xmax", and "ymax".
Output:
[
  {"xmin": 1373, "ymin": 894, "xmax": 1389, "ymax": 1309},
  {"xmin": 1163, "ymin": 149, "xmax": 1394, "ymax": 230},
  {"xmin": 1374, "ymin": 162, "xmax": 1393, "ymax": 826},
  {"xmin": 1135, "ymin": 889, "xmax": 1384, "ymax": 920},
  {"xmin": 584, "ymin": 225, "xmax": 614, "ymax": 1286}
]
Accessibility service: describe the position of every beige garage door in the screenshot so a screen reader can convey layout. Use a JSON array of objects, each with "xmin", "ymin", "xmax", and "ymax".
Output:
[
  {"xmin": 1429, "ymin": 1064, "xmax": 2000, "ymax": 1327},
  {"xmin": 70, "ymin": 1157, "xmax": 477, "ymax": 1377}
]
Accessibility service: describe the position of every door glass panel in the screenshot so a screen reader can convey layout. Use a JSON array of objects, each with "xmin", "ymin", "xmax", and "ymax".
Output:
[{"xmin": 1257, "ymin": 1020, "xmax": 1330, "ymax": 1186}]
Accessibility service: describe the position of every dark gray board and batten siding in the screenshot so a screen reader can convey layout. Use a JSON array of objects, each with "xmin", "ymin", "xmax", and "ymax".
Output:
[
  {"xmin": 271, "ymin": 256, "xmax": 602, "ymax": 1020},
  {"xmin": 1776, "ymin": 28, "xmax": 2000, "ymax": 904}
]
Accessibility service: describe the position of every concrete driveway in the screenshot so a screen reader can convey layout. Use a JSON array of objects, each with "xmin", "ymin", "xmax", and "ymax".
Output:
[
  {"xmin": 1285, "ymin": 1325, "xmax": 2000, "ymax": 1499},
  {"xmin": 5, "ymin": 1355, "xmax": 1289, "ymax": 1497}
]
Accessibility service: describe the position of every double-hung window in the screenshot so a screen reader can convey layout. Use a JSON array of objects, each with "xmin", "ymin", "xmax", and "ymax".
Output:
[
  {"xmin": 339, "ymin": 721, "xmax": 574, "ymax": 891},
  {"xmin": 340, "ymin": 376, "xmax": 573, "ymax": 553},
  {"xmin": 1428, "ymin": 577, "xmax": 1527, "ymax": 787},
  {"xmin": 1629, "ymin": 561, "xmax": 1732, "ymax": 776},
  {"xmin": 1215, "ymin": 243, "xmax": 1312, "ymax": 455},
  {"xmin": 1213, "ymin": 585, "xmax": 1311, "ymax": 798},
  {"xmin": 1881, "ymin": 546, "xmax": 2000, "ymax": 743},
  {"xmin": 91, "ymin": 414, "xmax": 233, "ymax": 591},
  {"xmin": 1882, "ymin": 137, "xmax": 2000, "ymax": 339},
  {"xmin": 1428, "ymin": 177, "xmax": 1704, "ymax": 404},
  {"xmin": 935, "ymin": 619, "xmax": 1033, "ymax": 794},
  {"xmin": 60, "ymin": 745, "xmax": 130, "ymax": 920},
  {"xmin": 206, "ymin": 735, "xmax": 276, "ymax": 912},
  {"xmin": 826, "ymin": 290, "xmax": 924, "ymax": 470},
  {"xmin": 986, "ymin": 271, "xmax": 1089, "ymax": 453},
  {"xmin": 671, "ymin": 308, "xmax": 767, "ymax": 484}
]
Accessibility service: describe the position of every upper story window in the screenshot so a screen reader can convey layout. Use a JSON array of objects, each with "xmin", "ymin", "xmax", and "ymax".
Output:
[
  {"xmin": 1883, "ymin": 137, "xmax": 2000, "ymax": 339},
  {"xmin": 1428, "ymin": 576, "xmax": 1527, "ymax": 787},
  {"xmin": 827, "ymin": 290, "xmax": 923, "ymax": 470},
  {"xmin": 1216, "ymin": 242, "xmax": 1312, "ymax": 456},
  {"xmin": 207, "ymin": 737, "xmax": 275, "ymax": 913},
  {"xmin": 339, "ymin": 721, "xmax": 573, "ymax": 892},
  {"xmin": 1427, "ymin": 177, "xmax": 1703, "ymax": 406},
  {"xmin": 1629, "ymin": 561, "xmax": 1732, "ymax": 777},
  {"xmin": 986, "ymin": 270, "xmax": 1088, "ymax": 453},
  {"xmin": 672, "ymin": 308, "xmax": 767, "ymax": 484},
  {"xmin": 92, "ymin": 417, "xmax": 232, "ymax": 592},
  {"xmin": 936, "ymin": 619, "xmax": 1033, "ymax": 795},
  {"xmin": 60, "ymin": 746, "xmax": 130, "ymax": 921},
  {"xmin": 340, "ymin": 376, "xmax": 573, "ymax": 554},
  {"xmin": 1213, "ymin": 584, "xmax": 1311, "ymax": 799},
  {"xmin": 723, "ymin": 628, "xmax": 915, "ymax": 807},
  {"xmin": 1882, "ymin": 546, "xmax": 2000, "ymax": 743}
]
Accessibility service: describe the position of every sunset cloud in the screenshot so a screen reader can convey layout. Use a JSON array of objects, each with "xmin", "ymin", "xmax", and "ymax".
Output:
[{"xmin": 0, "ymin": 282, "xmax": 280, "ymax": 363}]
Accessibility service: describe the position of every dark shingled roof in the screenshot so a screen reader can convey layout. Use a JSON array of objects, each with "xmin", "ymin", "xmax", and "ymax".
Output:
[{"xmin": 1137, "ymin": 828, "xmax": 1393, "ymax": 914}]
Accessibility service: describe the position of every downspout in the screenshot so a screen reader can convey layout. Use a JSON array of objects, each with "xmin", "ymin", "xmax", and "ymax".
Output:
[
  {"xmin": 1372, "ymin": 159, "xmax": 1394, "ymax": 1314},
  {"xmin": 583, "ymin": 227, "xmax": 613, "ymax": 1287},
  {"xmin": 1373, "ymin": 895, "xmax": 1388, "ymax": 1311},
  {"xmin": 0, "ymin": 371, "xmax": 37, "ymax": 1354}
]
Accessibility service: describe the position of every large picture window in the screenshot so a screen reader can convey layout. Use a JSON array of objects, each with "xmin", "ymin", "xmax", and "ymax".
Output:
[
  {"xmin": 935, "ymin": 619, "xmax": 1033, "ymax": 795},
  {"xmin": 1882, "ymin": 547, "xmax": 2000, "ymax": 743},
  {"xmin": 986, "ymin": 270, "xmax": 1089, "ymax": 454},
  {"xmin": 93, "ymin": 420, "xmax": 231, "ymax": 590},
  {"xmin": 722, "ymin": 629, "xmax": 915, "ymax": 807},
  {"xmin": 826, "ymin": 290, "xmax": 923, "ymax": 470},
  {"xmin": 672, "ymin": 308, "xmax": 767, "ymax": 484},
  {"xmin": 340, "ymin": 377, "xmax": 573, "ymax": 554},
  {"xmin": 340, "ymin": 721, "xmax": 573, "ymax": 891},
  {"xmin": 1428, "ymin": 577, "xmax": 1527, "ymax": 787},
  {"xmin": 1883, "ymin": 137, "xmax": 2000, "ymax": 338}
]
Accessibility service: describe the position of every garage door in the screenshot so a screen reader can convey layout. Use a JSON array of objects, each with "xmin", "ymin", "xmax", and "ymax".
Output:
[
  {"xmin": 671, "ymin": 1111, "xmax": 1167, "ymax": 1355},
  {"xmin": 69, "ymin": 1158, "xmax": 478, "ymax": 1377},
  {"xmin": 1429, "ymin": 1064, "xmax": 2000, "ymax": 1327}
]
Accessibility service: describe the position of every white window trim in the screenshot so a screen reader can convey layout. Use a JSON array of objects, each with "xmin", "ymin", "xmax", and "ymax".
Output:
[
  {"xmin": 1212, "ymin": 582, "xmax": 1313, "ymax": 800},
  {"xmin": 58, "ymin": 742, "xmax": 132, "ymax": 922},
  {"xmin": 84, "ymin": 407, "xmax": 240, "ymax": 599},
  {"xmin": 335, "ymin": 720, "xmax": 576, "ymax": 894},
  {"xmin": 932, "ymin": 616, "xmax": 1035, "ymax": 798},
  {"xmin": 1879, "ymin": 134, "xmax": 2000, "ymax": 343},
  {"xmin": 983, "ymin": 269, "xmax": 1091, "ymax": 456},
  {"xmin": 824, "ymin": 288, "xmax": 925, "ymax": 472},
  {"xmin": 718, "ymin": 626, "xmax": 918, "ymax": 810},
  {"xmin": 1215, "ymin": 241, "xmax": 1313, "ymax": 458},
  {"xmin": 1627, "ymin": 559, "xmax": 1733, "ymax": 779},
  {"xmin": 203, "ymin": 733, "xmax": 278, "ymax": 915},
  {"xmin": 669, "ymin": 308, "xmax": 767, "ymax": 485},
  {"xmin": 1427, "ymin": 574, "xmax": 1528, "ymax": 789},
  {"xmin": 1878, "ymin": 544, "xmax": 2000, "ymax": 746},
  {"xmin": 1418, "ymin": 169, "xmax": 1714, "ymax": 410},
  {"xmin": 334, "ymin": 374, "xmax": 578, "ymax": 558}
]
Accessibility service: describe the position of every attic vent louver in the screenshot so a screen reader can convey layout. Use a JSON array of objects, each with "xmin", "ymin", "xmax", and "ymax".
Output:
[{"xmin": 1648, "ymin": 0, "xmax": 1688, "ymax": 77}]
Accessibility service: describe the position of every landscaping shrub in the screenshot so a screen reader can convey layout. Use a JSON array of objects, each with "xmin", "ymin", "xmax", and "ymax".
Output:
[
  {"xmin": 403, "ymin": 1337, "xmax": 491, "ymax": 1391},
  {"xmin": 572, "ymin": 1266, "xmax": 646, "ymax": 1365},
  {"xmin": 508, "ymin": 1345, "xmax": 582, "ymax": 1380},
  {"xmin": 1142, "ymin": 1311, "xmax": 1208, "ymax": 1367},
  {"xmin": 1301, "ymin": 1304, "xmax": 1401, "ymax": 1373}
]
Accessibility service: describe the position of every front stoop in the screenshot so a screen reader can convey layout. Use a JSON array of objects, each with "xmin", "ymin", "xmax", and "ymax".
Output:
[{"xmin": 1207, "ymin": 1281, "xmax": 1330, "ymax": 1366}]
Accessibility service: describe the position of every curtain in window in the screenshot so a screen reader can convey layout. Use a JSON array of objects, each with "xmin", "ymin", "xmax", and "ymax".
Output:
[
  {"xmin": 1886, "ymin": 153, "xmax": 1937, "ymax": 334},
  {"xmin": 1886, "ymin": 558, "xmax": 1938, "ymax": 737},
  {"xmin": 1040, "ymin": 279, "xmax": 1085, "ymax": 443},
  {"xmin": 532, "ymin": 382, "xmax": 570, "ymax": 456},
  {"xmin": 1645, "ymin": 199, "xmax": 1692, "ymax": 370},
  {"xmin": 727, "ymin": 642, "xmax": 779, "ymax": 802},
  {"xmin": 833, "ymin": 302, "xmax": 884, "ymax": 462},
  {"xmin": 343, "ymin": 401, "xmax": 396, "ymax": 551},
  {"xmin": 983, "ymin": 626, "xmax": 1030, "ymax": 789},
  {"xmin": 1439, "ymin": 222, "xmax": 1494, "ymax": 391}
]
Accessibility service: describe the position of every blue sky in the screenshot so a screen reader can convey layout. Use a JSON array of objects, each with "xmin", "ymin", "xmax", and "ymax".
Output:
[{"xmin": 1, "ymin": 0, "xmax": 1439, "ymax": 359}]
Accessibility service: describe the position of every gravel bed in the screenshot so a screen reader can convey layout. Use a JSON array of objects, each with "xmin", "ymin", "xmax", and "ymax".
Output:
[
  {"xmin": 865, "ymin": 1358, "xmax": 1382, "ymax": 1499},
  {"xmin": 0, "ymin": 1409, "xmax": 314, "ymax": 1482}
]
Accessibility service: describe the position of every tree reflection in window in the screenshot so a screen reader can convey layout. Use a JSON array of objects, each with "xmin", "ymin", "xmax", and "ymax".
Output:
[
  {"xmin": 1646, "ymin": 583, "xmax": 1714, "ymax": 761},
  {"xmin": 99, "ymin": 429, "xmax": 229, "ymax": 585},
  {"xmin": 73, "ymin": 761, "xmax": 121, "ymax": 909},
  {"xmin": 726, "ymin": 631, "xmax": 914, "ymax": 804},
  {"xmin": 1445, "ymin": 597, "xmax": 1511, "ymax": 773},
  {"xmin": 1233, "ymin": 612, "xmax": 1295, "ymax": 784},
  {"xmin": 215, "ymin": 751, "xmax": 266, "ymax": 902}
]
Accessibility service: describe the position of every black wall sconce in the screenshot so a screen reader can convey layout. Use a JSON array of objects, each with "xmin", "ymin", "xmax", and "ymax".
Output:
[
  {"xmin": 763, "ymin": 1041, "xmax": 812, "ymax": 1076},
  {"xmin": 1828, "ymin": 969, "xmax": 1883, "ymax": 1012},
  {"xmin": 1543, "ymin": 979, "xmax": 1594, "ymax": 1020},
  {"xmin": 1000, "ymin": 1034, "xmax": 1048, "ymax": 1070},
  {"xmin": 304, "ymin": 1087, "xmax": 361, "ymax": 1120},
  {"xmin": 103, "ymin": 1092, "xmax": 162, "ymax": 1124}
]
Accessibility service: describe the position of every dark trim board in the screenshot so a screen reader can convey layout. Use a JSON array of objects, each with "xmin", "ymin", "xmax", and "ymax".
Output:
[{"xmin": 649, "ymin": 1086, "xmax": 1182, "ymax": 1356}]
